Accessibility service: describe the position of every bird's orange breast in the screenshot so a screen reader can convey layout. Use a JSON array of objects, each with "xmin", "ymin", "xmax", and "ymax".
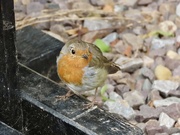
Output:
[{"xmin": 57, "ymin": 53, "xmax": 92, "ymax": 85}]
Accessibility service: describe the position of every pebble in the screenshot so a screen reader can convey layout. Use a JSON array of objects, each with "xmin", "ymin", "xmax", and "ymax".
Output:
[
  {"xmin": 116, "ymin": 58, "xmax": 143, "ymax": 73},
  {"xmin": 175, "ymin": 118, "xmax": 180, "ymax": 128},
  {"xmin": 138, "ymin": 0, "xmax": 153, "ymax": 5},
  {"xmin": 122, "ymin": 33, "xmax": 143, "ymax": 50},
  {"xmin": 166, "ymin": 50, "xmax": 180, "ymax": 59},
  {"xmin": 102, "ymin": 32, "xmax": 118, "ymax": 45},
  {"xmin": 104, "ymin": 98, "xmax": 135, "ymax": 120},
  {"xmin": 141, "ymin": 67, "xmax": 155, "ymax": 81},
  {"xmin": 142, "ymin": 56, "xmax": 154, "ymax": 67},
  {"xmin": 89, "ymin": 0, "xmax": 105, "ymax": 6},
  {"xmin": 173, "ymin": 65, "xmax": 180, "ymax": 77},
  {"xmin": 153, "ymin": 97, "xmax": 180, "ymax": 107},
  {"xmin": 135, "ymin": 105, "xmax": 164, "ymax": 122},
  {"xmin": 115, "ymin": 84, "xmax": 130, "ymax": 96},
  {"xmin": 142, "ymin": 79, "xmax": 152, "ymax": 94},
  {"xmin": 120, "ymin": 0, "xmax": 138, "ymax": 7},
  {"xmin": 176, "ymin": 3, "xmax": 180, "ymax": 17},
  {"xmin": 26, "ymin": 2, "xmax": 44, "ymax": 15},
  {"xmin": 145, "ymin": 119, "xmax": 164, "ymax": 135},
  {"xmin": 114, "ymin": 5, "xmax": 128, "ymax": 13},
  {"xmin": 83, "ymin": 20, "xmax": 121, "ymax": 31},
  {"xmin": 152, "ymin": 80, "xmax": 179, "ymax": 96},
  {"xmin": 165, "ymin": 57, "xmax": 180, "ymax": 71},
  {"xmin": 148, "ymin": 89, "xmax": 162, "ymax": 103},
  {"xmin": 168, "ymin": 90, "xmax": 180, "ymax": 98},
  {"xmin": 132, "ymin": 26, "xmax": 146, "ymax": 35},
  {"xmin": 123, "ymin": 90, "xmax": 145, "ymax": 108},
  {"xmin": 159, "ymin": 3, "xmax": 176, "ymax": 16},
  {"xmin": 163, "ymin": 103, "xmax": 180, "ymax": 121},
  {"xmin": 159, "ymin": 112, "xmax": 175, "ymax": 129},
  {"xmin": 154, "ymin": 65, "xmax": 172, "ymax": 80},
  {"xmin": 159, "ymin": 21, "xmax": 177, "ymax": 35},
  {"xmin": 151, "ymin": 38, "xmax": 175, "ymax": 50}
]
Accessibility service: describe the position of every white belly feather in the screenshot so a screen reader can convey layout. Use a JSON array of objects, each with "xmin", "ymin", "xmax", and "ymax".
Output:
[{"xmin": 67, "ymin": 66, "xmax": 108, "ymax": 93}]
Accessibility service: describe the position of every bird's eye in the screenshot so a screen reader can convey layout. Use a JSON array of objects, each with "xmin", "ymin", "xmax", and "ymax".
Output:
[{"xmin": 70, "ymin": 48, "xmax": 75, "ymax": 54}]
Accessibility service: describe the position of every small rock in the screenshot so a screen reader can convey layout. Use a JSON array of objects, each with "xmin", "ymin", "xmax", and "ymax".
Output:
[
  {"xmin": 50, "ymin": 24, "xmax": 68, "ymax": 40},
  {"xmin": 155, "ymin": 133, "xmax": 168, "ymax": 135},
  {"xmin": 142, "ymin": 56, "xmax": 154, "ymax": 67},
  {"xmin": 145, "ymin": 119, "xmax": 164, "ymax": 135},
  {"xmin": 114, "ymin": 5, "xmax": 128, "ymax": 13},
  {"xmin": 175, "ymin": 118, "xmax": 180, "ymax": 128},
  {"xmin": 154, "ymin": 65, "xmax": 172, "ymax": 80},
  {"xmin": 178, "ymin": 48, "xmax": 180, "ymax": 55},
  {"xmin": 173, "ymin": 65, "xmax": 180, "ymax": 77},
  {"xmin": 15, "ymin": 12, "xmax": 26, "ymax": 21},
  {"xmin": 176, "ymin": 3, "xmax": 180, "ymax": 17},
  {"xmin": 142, "ymin": 79, "xmax": 152, "ymax": 93},
  {"xmin": 102, "ymin": 32, "xmax": 118, "ymax": 45},
  {"xmin": 159, "ymin": 112, "xmax": 175, "ymax": 129},
  {"xmin": 89, "ymin": 0, "xmax": 105, "ymax": 6},
  {"xmin": 26, "ymin": 2, "xmax": 44, "ymax": 15},
  {"xmin": 14, "ymin": 2, "xmax": 26, "ymax": 12},
  {"xmin": 167, "ymin": 50, "xmax": 180, "ymax": 59},
  {"xmin": 124, "ymin": 9, "xmax": 142, "ymax": 20},
  {"xmin": 115, "ymin": 84, "xmax": 130, "ymax": 96},
  {"xmin": 135, "ymin": 77, "xmax": 144, "ymax": 91},
  {"xmin": 21, "ymin": 0, "xmax": 31, "ymax": 5},
  {"xmin": 159, "ymin": 21, "xmax": 177, "ymax": 35},
  {"xmin": 72, "ymin": 1, "xmax": 94, "ymax": 9},
  {"xmin": 148, "ymin": 90, "xmax": 162, "ymax": 103},
  {"xmin": 106, "ymin": 84, "xmax": 115, "ymax": 93},
  {"xmin": 141, "ymin": 67, "xmax": 155, "ymax": 81},
  {"xmin": 113, "ymin": 40, "xmax": 126, "ymax": 54},
  {"xmin": 165, "ymin": 57, "xmax": 180, "ymax": 71},
  {"xmin": 153, "ymin": 57, "xmax": 165, "ymax": 69},
  {"xmin": 175, "ymin": 17, "xmax": 180, "ymax": 28},
  {"xmin": 135, "ymin": 105, "xmax": 164, "ymax": 122},
  {"xmin": 108, "ymin": 91, "xmax": 122, "ymax": 101},
  {"xmin": 163, "ymin": 103, "xmax": 180, "ymax": 121},
  {"xmin": 168, "ymin": 90, "xmax": 180, "ymax": 98},
  {"xmin": 172, "ymin": 133, "xmax": 180, "ymax": 135},
  {"xmin": 138, "ymin": 0, "xmax": 153, "ymax": 5},
  {"xmin": 44, "ymin": 3, "xmax": 60, "ymax": 9},
  {"xmin": 120, "ymin": 0, "xmax": 138, "ymax": 7},
  {"xmin": 151, "ymin": 38, "xmax": 175, "ymax": 50},
  {"xmin": 83, "ymin": 20, "xmax": 121, "ymax": 31},
  {"xmin": 104, "ymin": 98, "xmax": 135, "ymax": 120},
  {"xmin": 149, "ymin": 47, "xmax": 167, "ymax": 58},
  {"xmin": 82, "ymin": 30, "xmax": 112, "ymax": 43},
  {"xmin": 159, "ymin": 3, "xmax": 176, "ymax": 16},
  {"xmin": 133, "ymin": 26, "xmax": 146, "ymax": 35},
  {"xmin": 153, "ymin": 97, "xmax": 180, "ymax": 107},
  {"xmin": 136, "ymin": 123, "xmax": 146, "ymax": 132},
  {"xmin": 123, "ymin": 90, "xmax": 145, "ymax": 108},
  {"xmin": 122, "ymin": 33, "xmax": 143, "ymax": 50},
  {"xmin": 152, "ymin": 80, "xmax": 179, "ymax": 96},
  {"xmin": 116, "ymin": 58, "xmax": 143, "ymax": 73}
]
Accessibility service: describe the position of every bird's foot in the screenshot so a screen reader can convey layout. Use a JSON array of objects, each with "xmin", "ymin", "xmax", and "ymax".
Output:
[
  {"xmin": 55, "ymin": 90, "xmax": 74, "ymax": 101},
  {"xmin": 83, "ymin": 100, "xmax": 96, "ymax": 109}
]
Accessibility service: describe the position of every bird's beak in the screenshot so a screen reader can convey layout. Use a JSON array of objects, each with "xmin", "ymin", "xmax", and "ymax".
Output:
[{"xmin": 82, "ymin": 54, "xmax": 88, "ymax": 60}]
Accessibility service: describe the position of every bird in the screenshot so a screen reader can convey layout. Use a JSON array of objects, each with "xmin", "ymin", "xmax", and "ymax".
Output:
[{"xmin": 56, "ymin": 38, "xmax": 120, "ymax": 108}]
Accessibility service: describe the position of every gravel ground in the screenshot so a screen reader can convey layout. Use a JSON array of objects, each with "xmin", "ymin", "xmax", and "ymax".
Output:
[{"xmin": 14, "ymin": 0, "xmax": 180, "ymax": 134}]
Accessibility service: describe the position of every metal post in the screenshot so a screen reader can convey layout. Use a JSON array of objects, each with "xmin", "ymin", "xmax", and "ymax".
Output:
[{"xmin": 0, "ymin": 0, "xmax": 23, "ymax": 131}]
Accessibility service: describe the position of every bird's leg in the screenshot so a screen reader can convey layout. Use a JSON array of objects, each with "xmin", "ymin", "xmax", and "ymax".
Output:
[
  {"xmin": 84, "ymin": 88, "xmax": 98, "ymax": 109},
  {"xmin": 55, "ymin": 90, "xmax": 74, "ymax": 101}
]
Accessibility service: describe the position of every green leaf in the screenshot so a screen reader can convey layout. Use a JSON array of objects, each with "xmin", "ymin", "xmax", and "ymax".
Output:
[
  {"xmin": 100, "ymin": 85, "xmax": 115, "ymax": 102},
  {"xmin": 94, "ymin": 39, "xmax": 110, "ymax": 52}
]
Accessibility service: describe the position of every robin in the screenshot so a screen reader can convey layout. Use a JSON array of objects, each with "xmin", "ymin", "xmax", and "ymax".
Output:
[{"xmin": 56, "ymin": 38, "xmax": 120, "ymax": 108}]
